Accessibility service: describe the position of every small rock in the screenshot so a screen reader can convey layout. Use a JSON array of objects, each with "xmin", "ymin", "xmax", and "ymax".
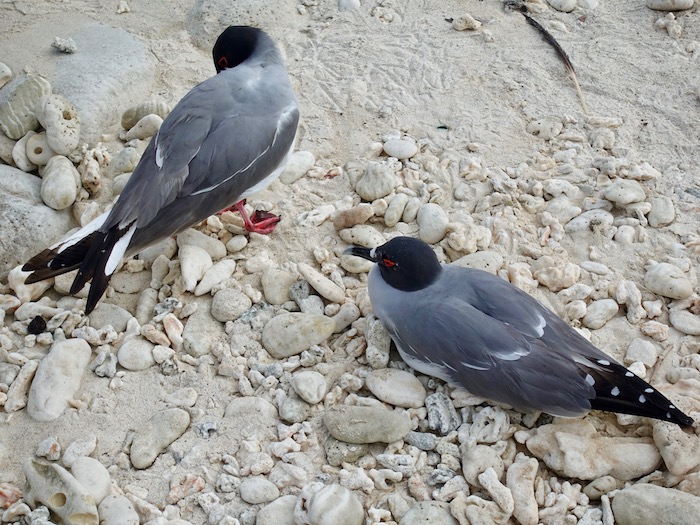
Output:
[
  {"xmin": 383, "ymin": 138, "xmax": 418, "ymax": 160},
  {"xmin": 297, "ymin": 262, "xmax": 345, "ymax": 303},
  {"xmin": 238, "ymin": 477, "xmax": 279, "ymax": 504},
  {"xmin": 177, "ymin": 228, "xmax": 227, "ymax": 260},
  {"xmin": 612, "ymin": 483, "xmax": 700, "ymax": 525},
  {"xmin": 27, "ymin": 338, "xmax": 91, "ymax": 421},
  {"xmin": 307, "ymin": 484, "xmax": 364, "ymax": 525},
  {"xmin": 417, "ymin": 203, "xmax": 449, "ymax": 243},
  {"xmin": 646, "ymin": 0, "xmax": 694, "ymax": 11},
  {"xmin": 452, "ymin": 251, "xmax": 503, "ymax": 274},
  {"xmin": 291, "ymin": 370, "xmax": 328, "ymax": 404},
  {"xmin": 117, "ymin": 337, "xmax": 155, "ymax": 371},
  {"xmin": 603, "ymin": 179, "xmax": 646, "ymax": 205},
  {"xmin": 179, "ymin": 245, "xmax": 213, "ymax": 292},
  {"xmin": 624, "ymin": 339, "xmax": 658, "ymax": 367},
  {"xmin": 262, "ymin": 313, "xmax": 335, "ymax": 359},
  {"xmin": 401, "ymin": 501, "xmax": 458, "ymax": 525},
  {"xmin": 279, "ymin": 150, "xmax": 315, "ymax": 184},
  {"xmin": 548, "ymin": 0, "xmax": 577, "ymax": 12},
  {"xmin": 98, "ymin": 494, "xmax": 139, "ymax": 525},
  {"xmin": 194, "ymin": 259, "xmax": 236, "ymax": 296},
  {"xmin": 405, "ymin": 431, "xmax": 437, "ymax": 451},
  {"xmin": 648, "ymin": 196, "xmax": 675, "ymax": 227},
  {"xmin": 426, "ymin": 392, "xmax": 462, "ymax": 434},
  {"xmin": 668, "ymin": 309, "xmax": 700, "ymax": 336},
  {"xmin": 339, "ymin": 224, "xmax": 386, "ymax": 248},
  {"xmin": 261, "ymin": 268, "xmax": 297, "ymax": 305},
  {"xmin": 279, "ymin": 397, "xmax": 312, "ymax": 423},
  {"xmin": 182, "ymin": 299, "xmax": 226, "ymax": 357},
  {"xmin": 461, "ymin": 444, "xmax": 505, "ymax": 488},
  {"xmin": 324, "ymin": 405, "xmax": 411, "ymax": 444},
  {"xmin": 582, "ymin": 299, "xmax": 619, "ymax": 329},
  {"xmin": 644, "ymin": 262, "xmax": 692, "ymax": 299},
  {"xmin": 256, "ymin": 494, "xmax": 297, "ymax": 525},
  {"xmin": 354, "ymin": 161, "xmax": 397, "ymax": 201},
  {"xmin": 365, "ymin": 368, "xmax": 427, "ymax": 408},
  {"xmin": 332, "ymin": 302, "xmax": 360, "ymax": 333},
  {"xmin": 130, "ymin": 408, "xmax": 190, "ymax": 469},
  {"xmin": 526, "ymin": 119, "xmax": 562, "ymax": 140},
  {"xmin": 325, "ymin": 437, "xmax": 370, "ymax": 467},
  {"xmin": 70, "ymin": 457, "xmax": 112, "ymax": 505},
  {"xmin": 211, "ymin": 288, "xmax": 253, "ymax": 322},
  {"xmin": 332, "ymin": 204, "xmax": 374, "ymax": 230}
]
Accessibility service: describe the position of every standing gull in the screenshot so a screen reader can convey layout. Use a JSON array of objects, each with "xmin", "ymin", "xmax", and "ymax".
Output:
[
  {"xmin": 23, "ymin": 26, "xmax": 299, "ymax": 313},
  {"xmin": 346, "ymin": 236, "xmax": 694, "ymax": 426}
]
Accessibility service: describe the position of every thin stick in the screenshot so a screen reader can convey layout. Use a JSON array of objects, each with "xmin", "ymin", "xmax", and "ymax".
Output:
[{"xmin": 506, "ymin": 1, "xmax": 589, "ymax": 115}]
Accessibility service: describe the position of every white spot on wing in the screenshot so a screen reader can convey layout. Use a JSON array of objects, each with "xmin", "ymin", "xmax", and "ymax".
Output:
[
  {"xmin": 639, "ymin": 395, "xmax": 646, "ymax": 403},
  {"xmin": 497, "ymin": 346, "xmax": 530, "ymax": 361},
  {"xmin": 585, "ymin": 374, "xmax": 595, "ymax": 386},
  {"xmin": 644, "ymin": 388, "xmax": 653, "ymax": 394},
  {"xmin": 460, "ymin": 361, "xmax": 490, "ymax": 371},
  {"xmin": 597, "ymin": 359, "xmax": 610, "ymax": 366},
  {"xmin": 369, "ymin": 247, "xmax": 377, "ymax": 259},
  {"xmin": 533, "ymin": 314, "xmax": 546, "ymax": 337},
  {"xmin": 399, "ymin": 350, "xmax": 454, "ymax": 382},
  {"xmin": 611, "ymin": 386, "xmax": 620, "ymax": 397},
  {"xmin": 670, "ymin": 404, "xmax": 676, "ymax": 409},
  {"xmin": 105, "ymin": 224, "xmax": 136, "ymax": 276},
  {"xmin": 625, "ymin": 371, "xmax": 634, "ymax": 377},
  {"xmin": 53, "ymin": 211, "xmax": 111, "ymax": 254}
]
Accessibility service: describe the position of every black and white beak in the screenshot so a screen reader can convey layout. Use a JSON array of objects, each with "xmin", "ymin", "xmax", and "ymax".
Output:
[{"xmin": 344, "ymin": 246, "xmax": 378, "ymax": 262}]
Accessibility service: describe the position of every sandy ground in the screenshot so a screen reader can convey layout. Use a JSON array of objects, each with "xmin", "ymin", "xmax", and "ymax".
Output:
[{"xmin": 1, "ymin": 0, "xmax": 700, "ymax": 524}]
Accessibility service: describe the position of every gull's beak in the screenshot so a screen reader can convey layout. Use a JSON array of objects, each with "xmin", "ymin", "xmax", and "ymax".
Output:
[{"xmin": 343, "ymin": 245, "xmax": 377, "ymax": 262}]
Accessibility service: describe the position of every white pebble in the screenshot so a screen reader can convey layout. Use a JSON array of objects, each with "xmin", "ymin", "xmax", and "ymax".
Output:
[
  {"xmin": 668, "ymin": 309, "xmax": 700, "ymax": 336},
  {"xmin": 565, "ymin": 209, "xmax": 614, "ymax": 233},
  {"xmin": 130, "ymin": 408, "xmax": 190, "ymax": 469},
  {"xmin": 365, "ymin": 368, "xmax": 426, "ymax": 408},
  {"xmin": 239, "ymin": 477, "xmax": 280, "ymax": 504},
  {"xmin": 35, "ymin": 94, "xmax": 80, "ymax": 155},
  {"xmin": 12, "ymin": 131, "xmax": 37, "ymax": 172},
  {"xmin": 548, "ymin": 0, "xmax": 577, "ymax": 12},
  {"xmin": 603, "ymin": 179, "xmax": 646, "ymax": 206},
  {"xmin": 582, "ymin": 299, "xmax": 619, "ymax": 329},
  {"xmin": 26, "ymin": 131, "xmax": 56, "ymax": 166},
  {"xmin": 339, "ymin": 224, "xmax": 386, "ymax": 248},
  {"xmin": 383, "ymin": 138, "xmax": 417, "ymax": 160},
  {"xmin": 417, "ymin": 203, "xmax": 449, "ymax": 243},
  {"xmin": 307, "ymin": 484, "xmax": 364, "ymax": 525},
  {"xmin": 125, "ymin": 114, "xmax": 162, "ymax": 141},
  {"xmin": 211, "ymin": 288, "xmax": 253, "ymax": 322},
  {"xmin": 41, "ymin": 155, "xmax": 81, "ymax": 210},
  {"xmin": 280, "ymin": 150, "xmax": 315, "ymax": 184},
  {"xmin": 292, "ymin": 370, "xmax": 328, "ymax": 404},
  {"xmin": 643, "ymin": 262, "xmax": 693, "ymax": 299},
  {"xmin": 624, "ymin": 339, "xmax": 658, "ymax": 367},
  {"xmin": 646, "ymin": 0, "xmax": 694, "ymax": 11},
  {"xmin": 179, "ymin": 245, "xmax": 213, "ymax": 292},
  {"xmin": 117, "ymin": 337, "xmax": 155, "ymax": 371},
  {"xmin": 177, "ymin": 228, "xmax": 227, "ymax": 259},
  {"xmin": 355, "ymin": 161, "xmax": 397, "ymax": 201},
  {"xmin": 194, "ymin": 259, "xmax": 236, "ymax": 296},
  {"xmin": 648, "ymin": 196, "xmax": 675, "ymax": 227},
  {"xmin": 262, "ymin": 313, "xmax": 335, "ymax": 359},
  {"xmin": 98, "ymin": 494, "xmax": 139, "ymax": 525},
  {"xmin": 71, "ymin": 457, "xmax": 112, "ymax": 505},
  {"xmin": 297, "ymin": 262, "xmax": 345, "ymax": 303}
]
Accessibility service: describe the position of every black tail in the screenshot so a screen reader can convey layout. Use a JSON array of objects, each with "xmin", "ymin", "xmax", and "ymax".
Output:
[
  {"xmin": 22, "ymin": 226, "xmax": 132, "ymax": 314},
  {"xmin": 583, "ymin": 360, "xmax": 694, "ymax": 427},
  {"xmin": 23, "ymin": 232, "xmax": 101, "ymax": 284}
]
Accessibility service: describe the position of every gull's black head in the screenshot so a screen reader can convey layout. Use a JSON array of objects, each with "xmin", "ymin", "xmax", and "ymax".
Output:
[
  {"xmin": 345, "ymin": 236, "xmax": 442, "ymax": 292},
  {"xmin": 213, "ymin": 26, "xmax": 266, "ymax": 73}
]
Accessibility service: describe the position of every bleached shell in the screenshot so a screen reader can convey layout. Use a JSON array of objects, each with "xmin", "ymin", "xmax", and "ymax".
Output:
[
  {"xmin": 41, "ymin": 155, "xmax": 81, "ymax": 210},
  {"xmin": 0, "ymin": 75, "xmax": 52, "ymax": 139},
  {"xmin": 354, "ymin": 161, "xmax": 397, "ymax": 201},
  {"xmin": 26, "ymin": 131, "xmax": 57, "ymax": 166},
  {"xmin": 291, "ymin": 370, "xmax": 328, "ymax": 404},
  {"xmin": 179, "ymin": 244, "xmax": 213, "ymax": 292},
  {"xmin": 27, "ymin": 338, "xmax": 91, "ymax": 421},
  {"xmin": 297, "ymin": 262, "xmax": 345, "ymax": 303},
  {"xmin": 121, "ymin": 100, "xmax": 171, "ymax": 130},
  {"xmin": 12, "ymin": 131, "xmax": 37, "ymax": 172},
  {"xmin": 35, "ymin": 94, "xmax": 81, "ymax": 155},
  {"xmin": 0, "ymin": 62, "xmax": 11, "ymax": 89},
  {"xmin": 643, "ymin": 262, "xmax": 693, "ymax": 299},
  {"xmin": 125, "ymin": 113, "xmax": 163, "ymax": 141},
  {"xmin": 417, "ymin": 203, "xmax": 449, "ymax": 243}
]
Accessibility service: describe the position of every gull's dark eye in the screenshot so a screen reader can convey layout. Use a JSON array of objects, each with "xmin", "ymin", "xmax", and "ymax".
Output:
[
  {"xmin": 217, "ymin": 56, "xmax": 229, "ymax": 68},
  {"xmin": 383, "ymin": 258, "xmax": 396, "ymax": 268}
]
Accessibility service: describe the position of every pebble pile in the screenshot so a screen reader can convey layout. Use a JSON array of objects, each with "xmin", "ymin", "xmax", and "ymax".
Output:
[{"xmin": 1, "ymin": 1, "xmax": 700, "ymax": 525}]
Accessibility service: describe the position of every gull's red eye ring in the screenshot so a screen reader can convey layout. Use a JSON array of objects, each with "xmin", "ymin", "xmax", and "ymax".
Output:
[
  {"xmin": 383, "ymin": 258, "xmax": 396, "ymax": 267},
  {"xmin": 217, "ymin": 56, "xmax": 228, "ymax": 68}
]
